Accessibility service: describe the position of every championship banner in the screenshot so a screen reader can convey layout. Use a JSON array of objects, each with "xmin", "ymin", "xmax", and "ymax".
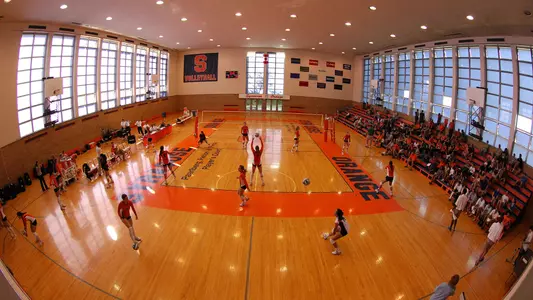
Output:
[
  {"xmin": 299, "ymin": 81, "xmax": 309, "ymax": 87},
  {"xmin": 183, "ymin": 53, "xmax": 218, "ymax": 82},
  {"xmin": 309, "ymin": 74, "xmax": 318, "ymax": 81},
  {"xmin": 334, "ymin": 84, "xmax": 343, "ymax": 90},
  {"xmin": 326, "ymin": 76, "xmax": 335, "ymax": 82},
  {"xmin": 290, "ymin": 73, "xmax": 300, "ymax": 79},
  {"xmin": 343, "ymin": 64, "xmax": 352, "ymax": 70},
  {"xmin": 317, "ymin": 82, "xmax": 326, "ymax": 89},
  {"xmin": 335, "ymin": 70, "xmax": 343, "ymax": 76},
  {"xmin": 326, "ymin": 61, "xmax": 335, "ymax": 68},
  {"xmin": 309, "ymin": 59, "xmax": 318, "ymax": 66},
  {"xmin": 291, "ymin": 58, "xmax": 301, "ymax": 64},
  {"xmin": 342, "ymin": 78, "xmax": 351, "ymax": 84}
]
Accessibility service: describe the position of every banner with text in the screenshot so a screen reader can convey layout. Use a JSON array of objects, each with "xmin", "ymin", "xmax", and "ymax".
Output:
[{"xmin": 184, "ymin": 53, "xmax": 219, "ymax": 82}]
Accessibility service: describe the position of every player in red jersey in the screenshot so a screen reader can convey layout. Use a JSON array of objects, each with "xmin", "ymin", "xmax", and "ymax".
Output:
[
  {"xmin": 250, "ymin": 135, "xmax": 265, "ymax": 186},
  {"xmin": 159, "ymin": 146, "xmax": 176, "ymax": 185},
  {"xmin": 50, "ymin": 172, "xmax": 66, "ymax": 210},
  {"xmin": 342, "ymin": 131, "xmax": 351, "ymax": 155},
  {"xmin": 291, "ymin": 126, "xmax": 300, "ymax": 152},
  {"xmin": 118, "ymin": 194, "xmax": 142, "ymax": 250},
  {"xmin": 237, "ymin": 165, "xmax": 250, "ymax": 207},
  {"xmin": 241, "ymin": 122, "xmax": 249, "ymax": 149},
  {"xmin": 376, "ymin": 161, "xmax": 395, "ymax": 196},
  {"xmin": 0, "ymin": 202, "xmax": 16, "ymax": 239},
  {"xmin": 17, "ymin": 211, "xmax": 43, "ymax": 246}
]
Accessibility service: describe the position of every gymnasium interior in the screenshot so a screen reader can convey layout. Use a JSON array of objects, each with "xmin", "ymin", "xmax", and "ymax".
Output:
[{"xmin": 0, "ymin": 0, "xmax": 533, "ymax": 299}]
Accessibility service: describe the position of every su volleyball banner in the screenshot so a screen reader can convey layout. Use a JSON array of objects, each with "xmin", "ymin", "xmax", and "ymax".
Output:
[{"xmin": 183, "ymin": 53, "xmax": 219, "ymax": 82}]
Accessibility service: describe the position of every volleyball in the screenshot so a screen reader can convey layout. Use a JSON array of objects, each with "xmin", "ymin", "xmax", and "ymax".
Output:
[
  {"xmin": 255, "ymin": 132, "xmax": 260, "ymax": 137},
  {"xmin": 302, "ymin": 178, "xmax": 311, "ymax": 186}
]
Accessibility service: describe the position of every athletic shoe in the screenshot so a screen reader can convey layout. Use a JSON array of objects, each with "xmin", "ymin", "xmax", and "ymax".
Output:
[
  {"xmin": 375, "ymin": 188, "xmax": 379, "ymax": 193},
  {"xmin": 322, "ymin": 233, "xmax": 329, "ymax": 240},
  {"xmin": 332, "ymin": 250, "xmax": 341, "ymax": 255},
  {"xmin": 390, "ymin": 192, "xmax": 393, "ymax": 197},
  {"xmin": 239, "ymin": 201, "xmax": 245, "ymax": 207}
]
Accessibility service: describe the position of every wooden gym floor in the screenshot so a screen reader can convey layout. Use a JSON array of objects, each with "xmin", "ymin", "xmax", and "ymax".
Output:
[{"xmin": 0, "ymin": 111, "xmax": 526, "ymax": 300}]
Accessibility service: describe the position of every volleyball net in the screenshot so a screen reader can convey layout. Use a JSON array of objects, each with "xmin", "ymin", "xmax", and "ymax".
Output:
[{"xmin": 196, "ymin": 110, "xmax": 335, "ymax": 142}]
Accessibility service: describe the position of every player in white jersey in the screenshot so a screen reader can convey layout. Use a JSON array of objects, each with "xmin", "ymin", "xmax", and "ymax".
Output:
[
  {"xmin": 17, "ymin": 212, "xmax": 43, "ymax": 246},
  {"xmin": 376, "ymin": 161, "xmax": 395, "ymax": 196},
  {"xmin": 322, "ymin": 209, "xmax": 350, "ymax": 255}
]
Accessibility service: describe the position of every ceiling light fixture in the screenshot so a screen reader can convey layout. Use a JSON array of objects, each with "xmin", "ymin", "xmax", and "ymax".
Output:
[
  {"xmin": 106, "ymin": 17, "xmax": 113, "ymax": 21},
  {"xmin": 187, "ymin": 47, "xmax": 191, "ymax": 49},
  {"xmin": 390, "ymin": 34, "xmax": 396, "ymax": 38},
  {"xmin": 466, "ymin": 15, "xmax": 474, "ymax": 20},
  {"xmin": 137, "ymin": 27, "xmax": 142, "ymax": 30},
  {"xmin": 342, "ymin": 52, "xmax": 345, "ymax": 54},
  {"xmin": 198, "ymin": 29, "xmax": 202, "ymax": 33},
  {"xmin": 285, "ymin": 28, "xmax": 291, "ymax": 32},
  {"xmin": 369, "ymin": 41, "xmax": 374, "ymax": 44},
  {"xmin": 181, "ymin": 17, "xmax": 187, "ymax": 22},
  {"xmin": 217, "ymin": 45, "xmax": 221, "ymax": 47},
  {"xmin": 159, "ymin": 35, "xmax": 163, "ymax": 38},
  {"xmin": 369, "ymin": 6, "xmax": 377, "ymax": 10},
  {"xmin": 318, "ymin": 42, "xmax": 323, "ymax": 45},
  {"xmin": 235, "ymin": 12, "xmax": 242, "ymax": 17},
  {"xmin": 345, "ymin": 22, "xmax": 352, "ymax": 26},
  {"xmin": 241, "ymin": 27, "xmax": 247, "ymax": 30},
  {"xmin": 352, "ymin": 47, "xmax": 356, "ymax": 50},
  {"xmin": 209, "ymin": 38, "xmax": 214, "ymax": 41},
  {"xmin": 4, "ymin": 0, "xmax": 12, "ymax": 2},
  {"xmin": 420, "ymin": 25, "xmax": 428, "ymax": 30},
  {"xmin": 290, "ymin": 14, "xmax": 297, "ymax": 18},
  {"xmin": 311, "ymin": 48, "xmax": 315, "ymax": 50},
  {"xmin": 156, "ymin": 0, "xmax": 164, "ymax": 4},
  {"xmin": 279, "ymin": 45, "xmax": 283, "ymax": 47},
  {"xmin": 330, "ymin": 33, "xmax": 335, "ymax": 37},
  {"xmin": 246, "ymin": 37, "xmax": 251, "ymax": 40},
  {"xmin": 176, "ymin": 42, "xmax": 180, "ymax": 44},
  {"xmin": 60, "ymin": 4, "xmax": 68, "ymax": 9},
  {"xmin": 281, "ymin": 38, "xmax": 286, "ymax": 41}
]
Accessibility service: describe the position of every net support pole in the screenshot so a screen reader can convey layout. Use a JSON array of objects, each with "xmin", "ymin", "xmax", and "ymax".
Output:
[
  {"xmin": 324, "ymin": 115, "xmax": 329, "ymax": 142},
  {"xmin": 194, "ymin": 116, "xmax": 199, "ymax": 137}
]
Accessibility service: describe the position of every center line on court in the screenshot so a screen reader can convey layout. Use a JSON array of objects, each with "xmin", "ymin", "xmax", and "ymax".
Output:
[{"xmin": 244, "ymin": 216, "xmax": 255, "ymax": 300}]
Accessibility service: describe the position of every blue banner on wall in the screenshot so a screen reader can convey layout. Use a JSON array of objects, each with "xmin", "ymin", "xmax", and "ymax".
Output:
[
  {"xmin": 317, "ymin": 82, "xmax": 326, "ymax": 89},
  {"xmin": 290, "ymin": 73, "xmax": 300, "ymax": 79},
  {"xmin": 326, "ymin": 76, "xmax": 335, "ymax": 82},
  {"xmin": 291, "ymin": 58, "xmax": 301, "ymax": 64},
  {"xmin": 343, "ymin": 64, "xmax": 352, "ymax": 70},
  {"xmin": 183, "ymin": 53, "xmax": 219, "ymax": 82},
  {"xmin": 335, "ymin": 70, "xmax": 343, "ymax": 76},
  {"xmin": 342, "ymin": 78, "xmax": 351, "ymax": 84}
]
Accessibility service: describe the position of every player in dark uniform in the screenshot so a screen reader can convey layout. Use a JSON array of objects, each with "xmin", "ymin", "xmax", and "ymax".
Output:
[{"xmin": 322, "ymin": 208, "xmax": 350, "ymax": 255}]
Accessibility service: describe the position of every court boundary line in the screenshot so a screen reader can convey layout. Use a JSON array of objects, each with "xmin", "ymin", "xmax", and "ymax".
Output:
[{"xmin": 244, "ymin": 216, "xmax": 255, "ymax": 300}]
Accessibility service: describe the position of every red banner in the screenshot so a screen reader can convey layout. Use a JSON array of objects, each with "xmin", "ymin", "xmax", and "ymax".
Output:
[
  {"xmin": 299, "ymin": 81, "xmax": 309, "ymax": 87},
  {"xmin": 309, "ymin": 59, "xmax": 318, "ymax": 66},
  {"xmin": 326, "ymin": 61, "xmax": 335, "ymax": 68}
]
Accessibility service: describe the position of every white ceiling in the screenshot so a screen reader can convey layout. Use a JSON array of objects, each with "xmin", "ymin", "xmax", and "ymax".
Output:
[{"xmin": 1, "ymin": 0, "xmax": 533, "ymax": 55}]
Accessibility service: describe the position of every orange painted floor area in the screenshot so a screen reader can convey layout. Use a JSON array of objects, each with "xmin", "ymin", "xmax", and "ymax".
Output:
[{"xmin": 124, "ymin": 118, "xmax": 403, "ymax": 217}]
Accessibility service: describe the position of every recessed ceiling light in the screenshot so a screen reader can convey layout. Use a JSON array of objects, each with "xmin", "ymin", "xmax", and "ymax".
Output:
[
  {"xmin": 246, "ymin": 37, "xmax": 251, "ymax": 40},
  {"xmin": 279, "ymin": 45, "xmax": 283, "ymax": 47},
  {"xmin": 198, "ymin": 29, "xmax": 202, "ymax": 33},
  {"xmin": 341, "ymin": 52, "xmax": 345, "ymax": 54},
  {"xmin": 311, "ymin": 48, "xmax": 315, "ymax": 50},
  {"xmin": 209, "ymin": 38, "xmax": 214, "ymax": 42},
  {"xmin": 217, "ymin": 44, "xmax": 221, "ymax": 47},
  {"xmin": 352, "ymin": 47, "xmax": 356, "ymax": 50},
  {"xmin": 137, "ymin": 27, "xmax": 142, "ymax": 30},
  {"xmin": 421, "ymin": 25, "xmax": 428, "ymax": 30},
  {"xmin": 390, "ymin": 34, "xmax": 396, "ymax": 38},
  {"xmin": 106, "ymin": 17, "xmax": 113, "ymax": 21},
  {"xmin": 466, "ymin": 15, "xmax": 474, "ymax": 20},
  {"xmin": 330, "ymin": 33, "xmax": 335, "ymax": 37},
  {"xmin": 369, "ymin": 41, "xmax": 374, "ymax": 44},
  {"xmin": 235, "ymin": 12, "xmax": 242, "ymax": 17},
  {"xmin": 281, "ymin": 38, "xmax": 286, "ymax": 41},
  {"xmin": 181, "ymin": 17, "xmax": 187, "ymax": 22},
  {"xmin": 290, "ymin": 14, "xmax": 297, "ymax": 18},
  {"xmin": 369, "ymin": 6, "xmax": 377, "ymax": 10},
  {"xmin": 242, "ymin": 27, "xmax": 247, "ymax": 31},
  {"xmin": 187, "ymin": 47, "xmax": 191, "ymax": 49},
  {"xmin": 176, "ymin": 42, "xmax": 180, "ymax": 44},
  {"xmin": 285, "ymin": 28, "xmax": 291, "ymax": 32},
  {"xmin": 345, "ymin": 22, "xmax": 351, "ymax": 26},
  {"xmin": 318, "ymin": 42, "xmax": 323, "ymax": 45},
  {"xmin": 159, "ymin": 35, "xmax": 163, "ymax": 38},
  {"xmin": 4, "ymin": 0, "xmax": 11, "ymax": 2},
  {"xmin": 60, "ymin": 4, "xmax": 68, "ymax": 9},
  {"xmin": 156, "ymin": 0, "xmax": 164, "ymax": 4}
]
